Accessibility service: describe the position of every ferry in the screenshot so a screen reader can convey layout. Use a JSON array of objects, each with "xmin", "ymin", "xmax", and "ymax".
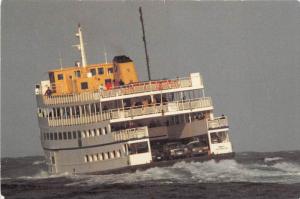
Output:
[{"xmin": 35, "ymin": 11, "xmax": 233, "ymax": 175}]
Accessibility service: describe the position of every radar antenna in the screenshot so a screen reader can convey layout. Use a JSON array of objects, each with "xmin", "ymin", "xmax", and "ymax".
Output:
[{"xmin": 74, "ymin": 24, "xmax": 88, "ymax": 67}]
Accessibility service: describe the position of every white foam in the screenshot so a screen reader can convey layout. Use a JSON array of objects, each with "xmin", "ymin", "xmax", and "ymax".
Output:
[
  {"xmin": 32, "ymin": 160, "xmax": 45, "ymax": 165},
  {"xmin": 264, "ymin": 157, "xmax": 283, "ymax": 163},
  {"xmin": 68, "ymin": 159, "xmax": 300, "ymax": 186},
  {"xmin": 18, "ymin": 170, "xmax": 70, "ymax": 180}
]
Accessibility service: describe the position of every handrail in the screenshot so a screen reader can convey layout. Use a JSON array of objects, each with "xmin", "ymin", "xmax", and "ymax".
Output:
[
  {"xmin": 112, "ymin": 126, "xmax": 148, "ymax": 142},
  {"xmin": 41, "ymin": 77, "xmax": 193, "ymax": 106},
  {"xmin": 46, "ymin": 97, "xmax": 213, "ymax": 127},
  {"xmin": 208, "ymin": 117, "xmax": 228, "ymax": 129}
]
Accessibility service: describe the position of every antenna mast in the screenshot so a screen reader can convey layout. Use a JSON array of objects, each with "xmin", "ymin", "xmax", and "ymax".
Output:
[
  {"xmin": 75, "ymin": 24, "xmax": 88, "ymax": 67},
  {"xmin": 139, "ymin": 7, "xmax": 151, "ymax": 81}
]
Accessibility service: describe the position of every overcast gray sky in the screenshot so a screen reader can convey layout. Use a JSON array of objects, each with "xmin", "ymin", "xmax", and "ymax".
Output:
[{"xmin": 2, "ymin": 1, "xmax": 300, "ymax": 157}]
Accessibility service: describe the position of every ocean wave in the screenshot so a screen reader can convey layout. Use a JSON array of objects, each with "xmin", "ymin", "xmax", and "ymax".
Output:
[
  {"xmin": 67, "ymin": 159, "xmax": 300, "ymax": 186},
  {"xmin": 264, "ymin": 157, "xmax": 283, "ymax": 163},
  {"xmin": 17, "ymin": 170, "xmax": 70, "ymax": 180},
  {"xmin": 32, "ymin": 160, "xmax": 45, "ymax": 165}
]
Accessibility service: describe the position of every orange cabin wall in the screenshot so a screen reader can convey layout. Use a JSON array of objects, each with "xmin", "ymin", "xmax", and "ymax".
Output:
[{"xmin": 49, "ymin": 61, "xmax": 138, "ymax": 95}]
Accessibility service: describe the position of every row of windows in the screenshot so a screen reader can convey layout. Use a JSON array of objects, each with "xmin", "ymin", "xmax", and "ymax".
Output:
[
  {"xmin": 84, "ymin": 149, "xmax": 123, "ymax": 163},
  {"xmin": 55, "ymin": 67, "xmax": 113, "ymax": 81},
  {"xmin": 42, "ymin": 126, "xmax": 109, "ymax": 141}
]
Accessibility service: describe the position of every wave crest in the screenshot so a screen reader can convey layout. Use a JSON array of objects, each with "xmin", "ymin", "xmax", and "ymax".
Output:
[{"xmin": 68, "ymin": 159, "xmax": 300, "ymax": 186}]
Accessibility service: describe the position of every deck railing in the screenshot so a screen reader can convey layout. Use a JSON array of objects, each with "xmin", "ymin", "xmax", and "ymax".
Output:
[
  {"xmin": 41, "ymin": 77, "xmax": 193, "ymax": 106},
  {"xmin": 46, "ymin": 97, "xmax": 213, "ymax": 127},
  {"xmin": 208, "ymin": 117, "xmax": 228, "ymax": 130},
  {"xmin": 112, "ymin": 127, "xmax": 148, "ymax": 142}
]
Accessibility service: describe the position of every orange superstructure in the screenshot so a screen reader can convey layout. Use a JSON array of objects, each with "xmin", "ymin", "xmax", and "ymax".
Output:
[{"xmin": 48, "ymin": 56, "xmax": 138, "ymax": 95}]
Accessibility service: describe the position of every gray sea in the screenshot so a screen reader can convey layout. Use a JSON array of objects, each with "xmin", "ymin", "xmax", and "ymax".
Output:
[{"xmin": 1, "ymin": 151, "xmax": 300, "ymax": 199}]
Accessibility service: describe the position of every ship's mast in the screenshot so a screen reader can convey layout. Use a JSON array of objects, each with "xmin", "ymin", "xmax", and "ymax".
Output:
[
  {"xmin": 75, "ymin": 24, "xmax": 88, "ymax": 67},
  {"xmin": 139, "ymin": 7, "xmax": 151, "ymax": 81}
]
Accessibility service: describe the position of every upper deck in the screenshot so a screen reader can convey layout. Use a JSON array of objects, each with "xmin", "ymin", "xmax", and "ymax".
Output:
[{"xmin": 36, "ymin": 73, "xmax": 204, "ymax": 107}]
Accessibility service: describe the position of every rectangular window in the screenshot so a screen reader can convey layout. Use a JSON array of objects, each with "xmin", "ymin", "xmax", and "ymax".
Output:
[
  {"xmin": 54, "ymin": 132, "xmax": 58, "ymax": 140},
  {"xmin": 74, "ymin": 70, "xmax": 81, "ymax": 78},
  {"xmin": 50, "ymin": 133, "xmax": 53, "ymax": 140},
  {"xmin": 68, "ymin": 132, "xmax": 72, "ymax": 139},
  {"xmin": 77, "ymin": 131, "xmax": 81, "ymax": 139},
  {"xmin": 98, "ymin": 68, "xmax": 104, "ymax": 75},
  {"xmin": 73, "ymin": 131, "xmax": 77, "ymax": 139},
  {"xmin": 51, "ymin": 156, "xmax": 55, "ymax": 164},
  {"xmin": 128, "ymin": 142, "xmax": 149, "ymax": 154},
  {"xmin": 63, "ymin": 132, "xmax": 67, "ymax": 140},
  {"xmin": 57, "ymin": 74, "xmax": 64, "ymax": 80},
  {"xmin": 49, "ymin": 72, "xmax": 55, "ymax": 83},
  {"xmin": 105, "ymin": 79, "xmax": 112, "ymax": 84},
  {"xmin": 90, "ymin": 68, "xmax": 96, "ymax": 76},
  {"xmin": 58, "ymin": 132, "xmax": 62, "ymax": 140},
  {"xmin": 108, "ymin": 68, "xmax": 113, "ymax": 74},
  {"xmin": 81, "ymin": 82, "xmax": 88, "ymax": 90}
]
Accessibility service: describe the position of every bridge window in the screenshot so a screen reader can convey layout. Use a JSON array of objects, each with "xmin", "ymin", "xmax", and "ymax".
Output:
[
  {"xmin": 74, "ymin": 70, "xmax": 81, "ymax": 78},
  {"xmin": 49, "ymin": 72, "xmax": 55, "ymax": 83},
  {"xmin": 108, "ymin": 67, "xmax": 113, "ymax": 74},
  {"xmin": 81, "ymin": 82, "xmax": 88, "ymax": 89},
  {"xmin": 98, "ymin": 68, "xmax": 104, "ymax": 75},
  {"xmin": 57, "ymin": 74, "xmax": 64, "ymax": 80},
  {"xmin": 90, "ymin": 68, "xmax": 96, "ymax": 76}
]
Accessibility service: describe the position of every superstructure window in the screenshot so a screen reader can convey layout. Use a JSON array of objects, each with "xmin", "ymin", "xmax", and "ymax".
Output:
[
  {"xmin": 74, "ymin": 70, "xmax": 81, "ymax": 78},
  {"xmin": 68, "ymin": 132, "xmax": 72, "ymax": 139},
  {"xmin": 57, "ymin": 74, "xmax": 64, "ymax": 80},
  {"xmin": 63, "ymin": 132, "xmax": 67, "ymax": 140},
  {"xmin": 108, "ymin": 68, "xmax": 113, "ymax": 74},
  {"xmin": 58, "ymin": 132, "xmax": 62, "ymax": 140},
  {"xmin": 54, "ymin": 132, "xmax": 58, "ymax": 140},
  {"xmin": 49, "ymin": 72, "xmax": 55, "ymax": 83},
  {"xmin": 73, "ymin": 131, "xmax": 77, "ymax": 139},
  {"xmin": 98, "ymin": 68, "xmax": 104, "ymax": 75},
  {"xmin": 81, "ymin": 82, "xmax": 88, "ymax": 90},
  {"xmin": 90, "ymin": 68, "xmax": 96, "ymax": 76}
]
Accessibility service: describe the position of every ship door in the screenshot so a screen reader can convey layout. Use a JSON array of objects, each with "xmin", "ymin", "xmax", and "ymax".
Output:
[
  {"xmin": 105, "ymin": 79, "xmax": 112, "ymax": 90},
  {"xmin": 49, "ymin": 151, "xmax": 57, "ymax": 174}
]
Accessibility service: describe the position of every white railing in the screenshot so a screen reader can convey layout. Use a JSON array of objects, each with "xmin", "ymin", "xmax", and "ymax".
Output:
[
  {"xmin": 208, "ymin": 117, "xmax": 228, "ymax": 129},
  {"xmin": 112, "ymin": 127, "xmax": 148, "ymax": 142},
  {"xmin": 41, "ymin": 77, "xmax": 192, "ymax": 106},
  {"xmin": 46, "ymin": 97, "xmax": 213, "ymax": 127}
]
